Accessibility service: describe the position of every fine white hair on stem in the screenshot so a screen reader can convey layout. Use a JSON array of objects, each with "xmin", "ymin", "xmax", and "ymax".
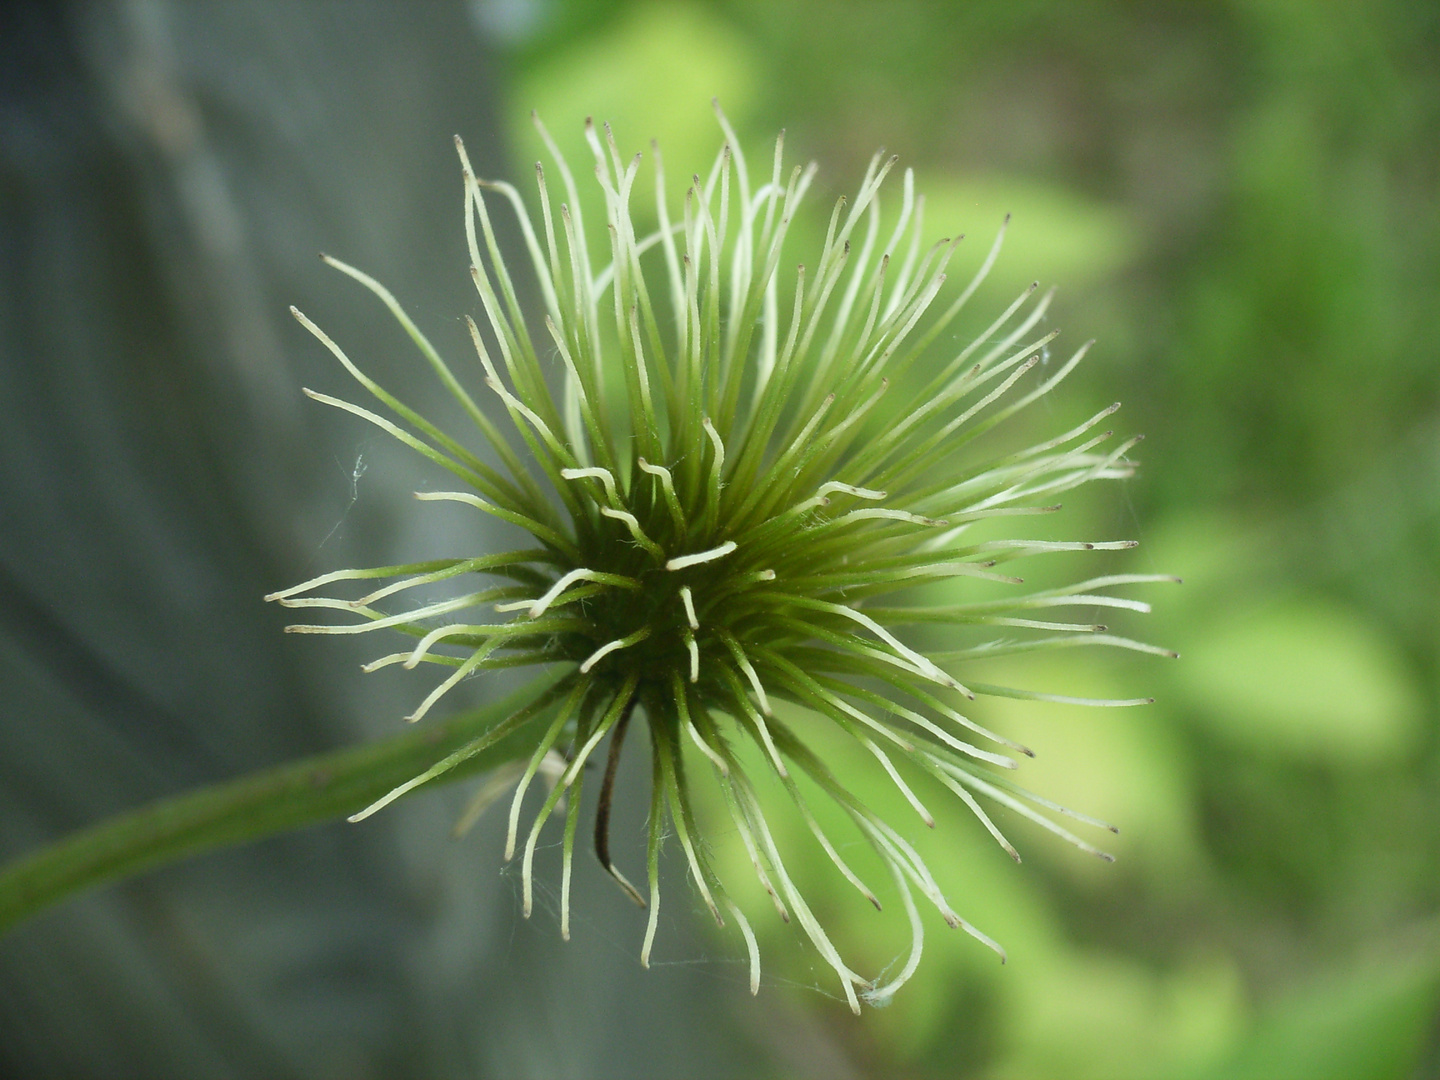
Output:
[
  {"xmin": 578, "ymin": 627, "xmax": 652, "ymax": 674},
  {"xmin": 527, "ymin": 567, "xmax": 638, "ymax": 619},
  {"xmin": 666, "ymin": 541, "xmax": 737, "ymax": 571}
]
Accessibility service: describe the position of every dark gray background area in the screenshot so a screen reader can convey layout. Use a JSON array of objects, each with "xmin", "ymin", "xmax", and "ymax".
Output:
[{"xmin": 0, "ymin": 2, "xmax": 823, "ymax": 1075}]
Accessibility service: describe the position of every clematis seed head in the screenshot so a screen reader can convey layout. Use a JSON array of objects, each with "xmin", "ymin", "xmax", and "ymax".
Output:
[{"xmin": 273, "ymin": 103, "xmax": 1176, "ymax": 1012}]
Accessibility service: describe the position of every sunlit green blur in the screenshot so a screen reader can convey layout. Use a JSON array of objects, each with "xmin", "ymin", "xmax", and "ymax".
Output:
[{"xmin": 491, "ymin": 1, "xmax": 1439, "ymax": 1075}]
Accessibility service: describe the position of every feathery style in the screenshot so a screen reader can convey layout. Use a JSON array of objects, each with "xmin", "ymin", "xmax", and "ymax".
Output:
[{"xmin": 271, "ymin": 105, "xmax": 1174, "ymax": 1011}]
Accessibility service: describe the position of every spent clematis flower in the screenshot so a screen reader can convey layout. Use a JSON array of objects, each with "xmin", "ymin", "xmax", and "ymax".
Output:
[{"xmin": 269, "ymin": 105, "xmax": 1175, "ymax": 1011}]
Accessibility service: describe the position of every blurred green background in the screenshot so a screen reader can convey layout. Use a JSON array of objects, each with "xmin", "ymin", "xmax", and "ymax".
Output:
[
  {"xmin": 483, "ymin": 0, "xmax": 1440, "ymax": 1075},
  {"xmin": 2, "ymin": 0, "xmax": 1435, "ymax": 1076}
]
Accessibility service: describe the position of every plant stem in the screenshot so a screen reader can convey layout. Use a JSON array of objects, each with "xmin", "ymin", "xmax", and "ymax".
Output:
[{"xmin": 0, "ymin": 670, "xmax": 566, "ymax": 938}]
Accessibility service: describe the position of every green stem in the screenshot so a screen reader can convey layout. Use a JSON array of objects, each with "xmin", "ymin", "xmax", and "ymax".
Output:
[{"xmin": 0, "ymin": 670, "xmax": 567, "ymax": 938}]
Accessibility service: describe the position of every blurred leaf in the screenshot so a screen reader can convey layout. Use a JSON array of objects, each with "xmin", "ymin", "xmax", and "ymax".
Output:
[
  {"xmin": 1177, "ymin": 950, "xmax": 1440, "ymax": 1080},
  {"xmin": 1174, "ymin": 598, "xmax": 1424, "ymax": 765},
  {"xmin": 993, "ymin": 951, "xmax": 1245, "ymax": 1080},
  {"xmin": 918, "ymin": 176, "xmax": 1138, "ymax": 295},
  {"xmin": 512, "ymin": 1, "xmax": 759, "ymax": 193}
]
